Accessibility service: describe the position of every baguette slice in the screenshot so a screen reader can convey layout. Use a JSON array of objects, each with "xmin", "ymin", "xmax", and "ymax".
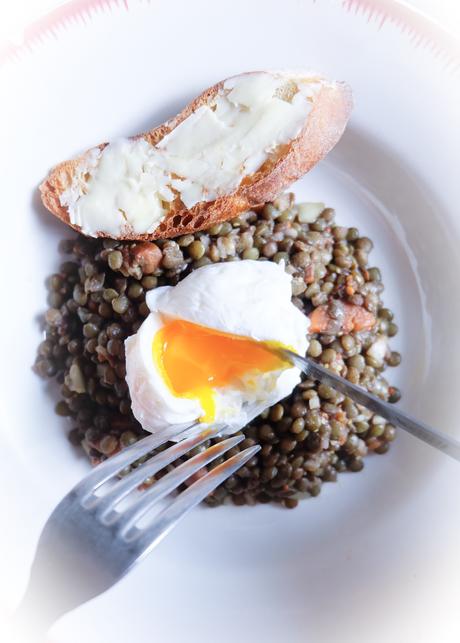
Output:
[{"xmin": 40, "ymin": 71, "xmax": 352, "ymax": 241}]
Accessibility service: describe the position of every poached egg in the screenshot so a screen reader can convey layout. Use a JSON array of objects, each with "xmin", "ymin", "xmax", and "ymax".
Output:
[{"xmin": 125, "ymin": 260, "xmax": 309, "ymax": 435}]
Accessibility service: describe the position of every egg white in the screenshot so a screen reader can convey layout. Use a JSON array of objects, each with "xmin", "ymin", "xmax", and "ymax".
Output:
[{"xmin": 125, "ymin": 260, "xmax": 310, "ymax": 436}]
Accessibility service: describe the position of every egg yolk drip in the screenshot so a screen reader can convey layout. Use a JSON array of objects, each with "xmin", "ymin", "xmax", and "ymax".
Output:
[{"xmin": 152, "ymin": 318, "xmax": 291, "ymax": 423}]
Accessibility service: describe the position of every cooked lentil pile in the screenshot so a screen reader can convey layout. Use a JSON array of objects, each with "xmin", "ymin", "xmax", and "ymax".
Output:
[{"xmin": 34, "ymin": 194, "xmax": 401, "ymax": 508}]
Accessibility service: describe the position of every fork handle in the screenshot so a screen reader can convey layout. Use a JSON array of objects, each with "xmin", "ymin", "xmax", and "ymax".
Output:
[
  {"xmin": 288, "ymin": 351, "xmax": 460, "ymax": 462},
  {"xmin": 10, "ymin": 586, "xmax": 61, "ymax": 642}
]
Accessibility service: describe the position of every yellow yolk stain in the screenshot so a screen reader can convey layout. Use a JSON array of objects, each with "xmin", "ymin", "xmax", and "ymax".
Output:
[{"xmin": 152, "ymin": 318, "xmax": 291, "ymax": 423}]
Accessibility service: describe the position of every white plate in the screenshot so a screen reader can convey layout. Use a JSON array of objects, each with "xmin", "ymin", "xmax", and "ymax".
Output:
[{"xmin": 1, "ymin": 1, "xmax": 460, "ymax": 642}]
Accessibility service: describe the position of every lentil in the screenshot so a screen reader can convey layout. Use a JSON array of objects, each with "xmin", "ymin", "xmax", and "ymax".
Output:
[
  {"xmin": 108, "ymin": 251, "xmax": 123, "ymax": 270},
  {"xmin": 188, "ymin": 240, "xmax": 205, "ymax": 260},
  {"xmin": 112, "ymin": 295, "xmax": 129, "ymax": 315},
  {"xmin": 307, "ymin": 339, "xmax": 322, "ymax": 358},
  {"xmin": 387, "ymin": 351, "xmax": 401, "ymax": 367}
]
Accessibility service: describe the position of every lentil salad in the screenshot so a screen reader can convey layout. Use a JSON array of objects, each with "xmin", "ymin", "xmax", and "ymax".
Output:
[{"xmin": 34, "ymin": 193, "xmax": 401, "ymax": 508}]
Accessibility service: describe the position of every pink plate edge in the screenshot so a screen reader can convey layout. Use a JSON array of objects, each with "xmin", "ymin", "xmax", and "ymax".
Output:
[{"xmin": 0, "ymin": 0, "xmax": 459, "ymax": 72}]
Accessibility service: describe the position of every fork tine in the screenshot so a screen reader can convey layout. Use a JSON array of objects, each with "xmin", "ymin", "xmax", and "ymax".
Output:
[
  {"xmin": 74, "ymin": 423, "xmax": 199, "ymax": 501},
  {"xmin": 94, "ymin": 426, "xmax": 222, "ymax": 519},
  {"xmin": 127, "ymin": 445, "xmax": 261, "ymax": 557},
  {"xmin": 118, "ymin": 435, "xmax": 244, "ymax": 534}
]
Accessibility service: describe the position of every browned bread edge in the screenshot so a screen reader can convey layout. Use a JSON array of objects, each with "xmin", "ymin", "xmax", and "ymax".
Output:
[{"xmin": 39, "ymin": 74, "xmax": 353, "ymax": 240}]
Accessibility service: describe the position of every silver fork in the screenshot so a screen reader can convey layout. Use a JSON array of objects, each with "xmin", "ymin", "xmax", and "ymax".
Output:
[
  {"xmin": 282, "ymin": 349, "xmax": 460, "ymax": 461},
  {"xmin": 14, "ymin": 424, "xmax": 259, "ymax": 639}
]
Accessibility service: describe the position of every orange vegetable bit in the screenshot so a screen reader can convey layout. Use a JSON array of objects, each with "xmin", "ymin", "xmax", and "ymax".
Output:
[{"xmin": 309, "ymin": 302, "xmax": 376, "ymax": 334}]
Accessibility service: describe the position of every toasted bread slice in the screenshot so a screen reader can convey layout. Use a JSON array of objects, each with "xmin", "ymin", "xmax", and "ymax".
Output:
[{"xmin": 40, "ymin": 71, "xmax": 352, "ymax": 240}]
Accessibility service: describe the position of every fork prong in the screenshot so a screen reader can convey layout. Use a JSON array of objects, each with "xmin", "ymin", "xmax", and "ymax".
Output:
[
  {"xmin": 74, "ymin": 423, "xmax": 199, "ymax": 502},
  {"xmin": 118, "ymin": 434, "xmax": 244, "ymax": 535},
  {"xmin": 127, "ymin": 445, "xmax": 261, "ymax": 558},
  {"xmin": 94, "ymin": 426, "xmax": 222, "ymax": 519}
]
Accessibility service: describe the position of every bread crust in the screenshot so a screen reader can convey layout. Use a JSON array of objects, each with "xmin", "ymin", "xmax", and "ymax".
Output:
[{"xmin": 39, "ymin": 73, "xmax": 352, "ymax": 240}]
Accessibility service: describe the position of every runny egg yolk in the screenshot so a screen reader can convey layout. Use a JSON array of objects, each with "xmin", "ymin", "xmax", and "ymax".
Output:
[{"xmin": 152, "ymin": 318, "xmax": 291, "ymax": 423}]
